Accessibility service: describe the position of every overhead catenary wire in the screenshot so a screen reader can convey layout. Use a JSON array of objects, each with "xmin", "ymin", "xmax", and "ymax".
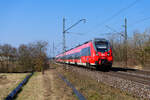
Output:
[
  {"xmin": 86, "ymin": 0, "xmax": 140, "ymax": 34},
  {"xmin": 130, "ymin": 16, "xmax": 150, "ymax": 26},
  {"xmin": 105, "ymin": 25, "xmax": 125, "ymax": 37}
]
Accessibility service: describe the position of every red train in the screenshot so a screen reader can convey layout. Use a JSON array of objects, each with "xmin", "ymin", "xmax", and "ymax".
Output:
[{"xmin": 55, "ymin": 38, "xmax": 113, "ymax": 70}]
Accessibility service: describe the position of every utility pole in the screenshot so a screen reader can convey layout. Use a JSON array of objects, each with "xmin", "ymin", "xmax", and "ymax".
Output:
[
  {"xmin": 62, "ymin": 18, "xmax": 86, "ymax": 54},
  {"xmin": 124, "ymin": 18, "xmax": 128, "ymax": 67},
  {"xmin": 105, "ymin": 18, "xmax": 128, "ymax": 67}
]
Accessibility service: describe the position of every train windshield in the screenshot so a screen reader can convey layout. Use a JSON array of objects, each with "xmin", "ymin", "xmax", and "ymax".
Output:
[{"xmin": 95, "ymin": 41, "xmax": 109, "ymax": 52}]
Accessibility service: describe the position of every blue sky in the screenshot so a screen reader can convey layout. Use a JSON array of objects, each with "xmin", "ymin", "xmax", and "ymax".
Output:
[{"xmin": 0, "ymin": 0, "xmax": 150, "ymax": 55}]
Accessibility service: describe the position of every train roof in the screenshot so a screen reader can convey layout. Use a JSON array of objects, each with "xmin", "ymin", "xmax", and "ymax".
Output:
[{"xmin": 56, "ymin": 38, "xmax": 108, "ymax": 56}]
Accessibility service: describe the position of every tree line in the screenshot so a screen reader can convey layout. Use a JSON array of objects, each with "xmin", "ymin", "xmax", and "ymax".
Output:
[
  {"xmin": 110, "ymin": 29, "xmax": 150, "ymax": 68},
  {"xmin": 0, "ymin": 41, "xmax": 49, "ymax": 73}
]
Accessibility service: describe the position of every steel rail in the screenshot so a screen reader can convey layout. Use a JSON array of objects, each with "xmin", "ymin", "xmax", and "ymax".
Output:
[
  {"xmin": 117, "ymin": 71, "xmax": 150, "ymax": 79},
  {"xmin": 106, "ymin": 71, "xmax": 150, "ymax": 86}
]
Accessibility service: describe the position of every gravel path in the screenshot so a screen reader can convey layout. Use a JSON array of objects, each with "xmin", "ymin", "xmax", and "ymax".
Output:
[{"xmin": 43, "ymin": 68, "xmax": 77, "ymax": 100}]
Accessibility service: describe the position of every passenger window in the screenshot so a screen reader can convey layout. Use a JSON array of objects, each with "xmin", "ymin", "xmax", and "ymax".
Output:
[{"xmin": 81, "ymin": 47, "xmax": 91, "ymax": 56}]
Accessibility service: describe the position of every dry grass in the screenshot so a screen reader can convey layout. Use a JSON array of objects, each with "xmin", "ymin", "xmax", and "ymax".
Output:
[
  {"xmin": 0, "ymin": 73, "xmax": 28, "ymax": 100},
  {"xmin": 15, "ymin": 72, "xmax": 44, "ymax": 100},
  {"xmin": 15, "ymin": 68, "xmax": 76, "ymax": 100}
]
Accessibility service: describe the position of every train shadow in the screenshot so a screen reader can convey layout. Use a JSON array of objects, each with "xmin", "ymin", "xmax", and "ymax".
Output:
[
  {"xmin": 97, "ymin": 67, "xmax": 136, "ymax": 72},
  {"xmin": 110, "ymin": 67, "xmax": 136, "ymax": 72},
  {"xmin": 85, "ymin": 66, "xmax": 136, "ymax": 72}
]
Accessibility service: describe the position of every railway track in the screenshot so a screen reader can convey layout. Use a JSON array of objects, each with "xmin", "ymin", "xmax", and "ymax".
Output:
[
  {"xmin": 62, "ymin": 63, "xmax": 150, "ymax": 86},
  {"xmin": 109, "ymin": 68, "xmax": 150, "ymax": 87},
  {"xmin": 57, "ymin": 62, "xmax": 150, "ymax": 86},
  {"xmin": 56, "ymin": 62, "xmax": 150, "ymax": 99},
  {"xmin": 111, "ymin": 67, "xmax": 150, "ymax": 77},
  {"xmin": 101, "ymin": 68, "xmax": 150, "ymax": 86},
  {"xmin": 106, "ymin": 71, "xmax": 150, "ymax": 86}
]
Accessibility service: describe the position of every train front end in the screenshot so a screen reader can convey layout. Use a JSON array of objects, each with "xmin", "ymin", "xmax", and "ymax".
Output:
[{"xmin": 93, "ymin": 38, "xmax": 113, "ymax": 69}]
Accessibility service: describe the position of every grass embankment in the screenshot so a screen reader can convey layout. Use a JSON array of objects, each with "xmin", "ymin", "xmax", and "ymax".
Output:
[
  {"xmin": 54, "ymin": 63, "xmax": 139, "ymax": 100},
  {"xmin": 0, "ymin": 73, "xmax": 28, "ymax": 100}
]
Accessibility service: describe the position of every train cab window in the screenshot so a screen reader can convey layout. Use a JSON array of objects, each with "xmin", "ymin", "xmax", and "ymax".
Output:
[{"xmin": 95, "ymin": 41, "xmax": 108, "ymax": 53}]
